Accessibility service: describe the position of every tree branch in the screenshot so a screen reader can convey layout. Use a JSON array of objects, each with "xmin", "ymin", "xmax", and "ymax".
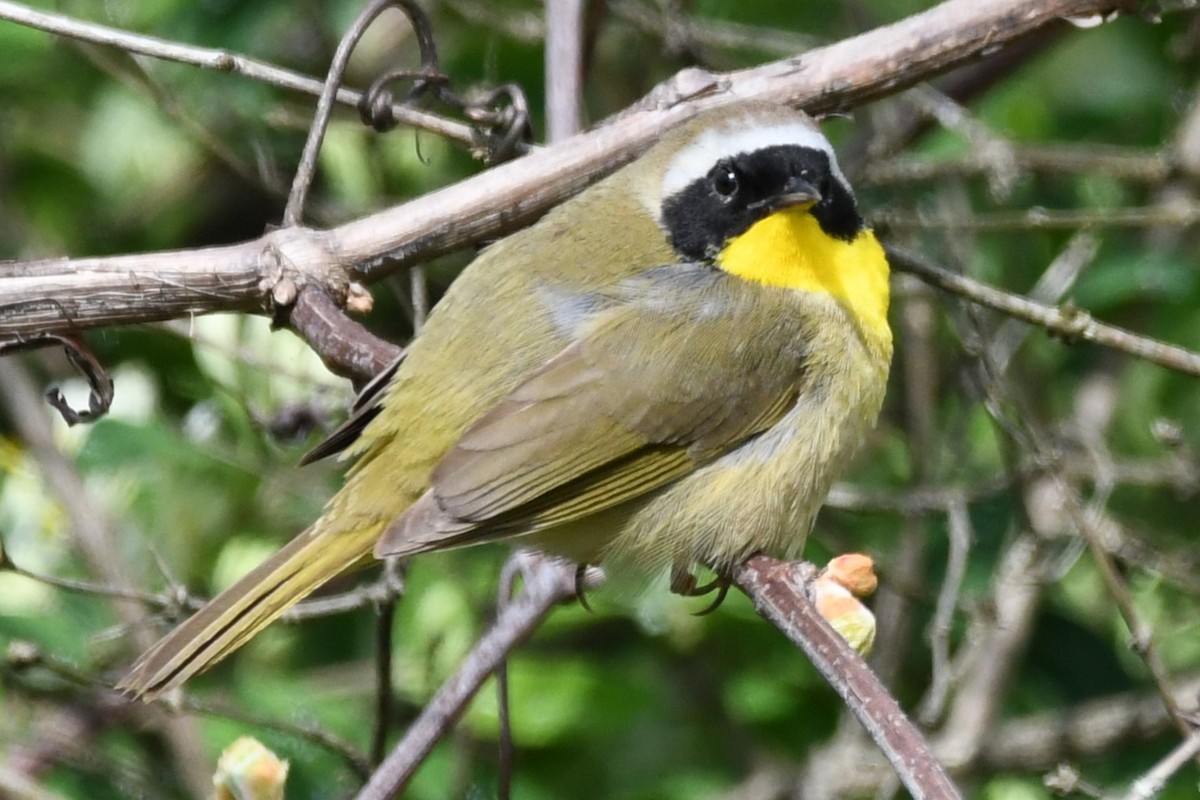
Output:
[
  {"xmin": 0, "ymin": 0, "xmax": 1127, "ymax": 341},
  {"xmin": 353, "ymin": 554, "xmax": 586, "ymax": 800},
  {"xmin": 887, "ymin": 246, "xmax": 1200, "ymax": 379},
  {"xmin": 733, "ymin": 555, "xmax": 963, "ymax": 800},
  {"xmin": 0, "ymin": 0, "xmax": 479, "ymax": 147}
]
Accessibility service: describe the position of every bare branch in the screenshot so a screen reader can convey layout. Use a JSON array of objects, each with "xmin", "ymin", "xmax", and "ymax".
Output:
[
  {"xmin": 289, "ymin": 286, "xmax": 403, "ymax": 382},
  {"xmin": 544, "ymin": 0, "xmax": 586, "ymax": 142},
  {"xmin": 733, "ymin": 556, "xmax": 963, "ymax": 800},
  {"xmin": 283, "ymin": 0, "xmax": 396, "ymax": 228},
  {"xmin": 0, "ymin": 0, "xmax": 478, "ymax": 147},
  {"xmin": 176, "ymin": 694, "xmax": 374, "ymax": 781},
  {"xmin": 0, "ymin": 763, "xmax": 68, "ymax": 800},
  {"xmin": 987, "ymin": 231, "xmax": 1099, "ymax": 374},
  {"xmin": 609, "ymin": 0, "xmax": 819, "ymax": 59},
  {"xmin": 934, "ymin": 532, "xmax": 1046, "ymax": 769},
  {"xmin": 877, "ymin": 203, "xmax": 1200, "ymax": 231},
  {"xmin": 864, "ymin": 143, "xmax": 1172, "ymax": 185},
  {"xmin": 943, "ymin": 276, "xmax": 1199, "ymax": 764},
  {"xmin": 918, "ymin": 494, "xmax": 973, "ymax": 725},
  {"xmin": 0, "ymin": 0, "xmax": 1128, "ymax": 340},
  {"xmin": 981, "ymin": 675, "xmax": 1200, "ymax": 772},
  {"xmin": 888, "ymin": 247, "xmax": 1200, "ymax": 379},
  {"xmin": 353, "ymin": 554, "xmax": 587, "ymax": 800},
  {"xmin": 1120, "ymin": 730, "xmax": 1200, "ymax": 800},
  {"xmin": 370, "ymin": 560, "xmax": 405, "ymax": 767},
  {"xmin": 765, "ymin": 674, "xmax": 1200, "ymax": 796},
  {"xmin": 867, "ymin": 273, "xmax": 940, "ymax": 689}
]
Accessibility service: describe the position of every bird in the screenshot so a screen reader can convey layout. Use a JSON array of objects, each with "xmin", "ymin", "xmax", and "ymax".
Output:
[{"xmin": 119, "ymin": 101, "xmax": 892, "ymax": 699}]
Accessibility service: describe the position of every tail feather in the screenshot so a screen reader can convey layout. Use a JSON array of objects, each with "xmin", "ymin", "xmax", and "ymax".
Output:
[{"xmin": 118, "ymin": 522, "xmax": 383, "ymax": 700}]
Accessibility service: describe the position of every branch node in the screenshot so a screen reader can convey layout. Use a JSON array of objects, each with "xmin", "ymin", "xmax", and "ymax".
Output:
[
  {"xmin": 1054, "ymin": 300, "xmax": 1094, "ymax": 342},
  {"xmin": 259, "ymin": 229, "xmax": 352, "ymax": 319},
  {"xmin": 271, "ymin": 277, "xmax": 299, "ymax": 308},
  {"xmin": 622, "ymin": 66, "xmax": 724, "ymax": 116},
  {"xmin": 345, "ymin": 282, "xmax": 375, "ymax": 315},
  {"xmin": 5, "ymin": 639, "xmax": 42, "ymax": 669}
]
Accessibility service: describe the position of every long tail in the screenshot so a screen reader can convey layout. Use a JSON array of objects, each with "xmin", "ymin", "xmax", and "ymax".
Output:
[{"xmin": 118, "ymin": 522, "xmax": 383, "ymax": 700}]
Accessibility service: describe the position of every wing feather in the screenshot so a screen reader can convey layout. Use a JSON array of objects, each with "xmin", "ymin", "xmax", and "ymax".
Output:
[
  {"xmin": 299, "ymin": 348, "xmax": 408, "ymax": 465},
  {"xmin": 377, "ymin": 265, "xmax": 812, "ymax": 556}
]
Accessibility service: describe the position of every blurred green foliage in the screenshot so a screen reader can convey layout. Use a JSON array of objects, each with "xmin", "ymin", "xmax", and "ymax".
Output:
[{"xmin": 2, "ymin": 2, "xmax": 1200, "ymax": 799}]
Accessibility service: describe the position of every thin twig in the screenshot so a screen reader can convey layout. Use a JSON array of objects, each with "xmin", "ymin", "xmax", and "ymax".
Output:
[
  {"xmin": 409, "ymin": 267, "xmax": 428, "ymax": 334},
  {"xmin": 353, "ymin": 555, "xmax": 586, "ymax": 800},
  {"xmin": 1050, "ymin": 466, "xmax": 1195, "ymax": 744},
  {"xmin": 371, "ymin": 602, "xmax": 397, "ymax": 767},
  {"xmin": 284, "ymin": 0, "xmax": 397, "ymax": 226},
  {"xmin": 946, "ymin": 279, "xmax": 1198, "ymax": 762},
  {"xmin": 0, "ymin": 765, "xmax": 68, "ymax": 800},
  {"xmin": 180, "ymin": 695, "xmax": 374, "ymax": 781},
  {"xmin": 845, "ymin": 24, "xmax": 1068, "ymax": 173},
  {"xmin": 71, "ymin": 38, "xmax": 288, "ymax": 202},
  {"xmin": 987, "ymin": 231, "xmax": 1099, "ymax": 374},
  {"xmin": 544, "ymin": 0, "xmax": 586, "ymax": 142},
  {"xmin": 887, "ymin": 247, "xmax": 1200, "ymax": 379},
  {"xmin": 494, "ymin": 555, "xmax": 525, "ymax": 800},
  {"xmin": 440, "ymin": 0, "xmax": 543, "ymax": 42},
  {"xmin": 1043, "ymin": 765, "xmax": 1116, "ymax": 798},
  {"xmin": 827, "ymin": 450, "xmax": 1198, "ymax": 517},
  {"xmin": 980, "ymin": 674, "xmax": 1200, "ymax": 772},
  {"xmin": 5, "ymin": 548, "xmax": 416, "ymax": 627},
  {"xmin": 864, "ymin": 143, "xmax": 1172, "ymax": 185},
  {"xmin": 908, "ymin": 85, "xmax": 1020, "ymax": 198},
  {"xmin": 609, "ymin": 0, "xmax": 819, "ymax": 58},
  {"xmin": 775, "ymin": 669, "xmax": 1200, "ymax": 796},
  {"xmin": 1120, "ymin": 730, "xmax": 1200, "ymax": 800},
  {"xmin": 867, "ymin": 273, "xmax": 939, "ymax": 688},
  {"xmin": 877, "ymin": 203, "xmax": 1200, "ymax": 231},
  {"xmin": 1, "ymin": 554, "xmax": 192, "ymax": 611},
  {"xmin": 370, "ymin": 559, "xmax": 405, "ymax": 766},
  {"xmin": 4, "ymin": 639, "xmax": 373, "ymax": 782},
  {"xmin": 0, "ymin": 0, "xmax": 477, "ymax": 147},
  {"xmin": 733, "ymin": 556, "xmax": 963, "ymax": 800},
  {"xmin": 937, "ymin": 532, "xmax": 1049, "ymax": 768},
  {"xmin": 919, "ymin": 494, "xmax": 973, "ymax": 725},
  {"xmin": 0, "ymin": 361, "xmax": 212, "ymax": 797}
]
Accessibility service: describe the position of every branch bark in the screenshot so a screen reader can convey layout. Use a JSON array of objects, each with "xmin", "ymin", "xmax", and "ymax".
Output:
[
  {"xmin": 353, "ymin": 554, "xmax": 583, "ymax": 800},
  {"xmin": 733, "ymin": 556, "xmax": 963, "ymax": 800},
  {"xmin": 888, "ymin": 247, "xmax": 1200, "ymax": 378}
]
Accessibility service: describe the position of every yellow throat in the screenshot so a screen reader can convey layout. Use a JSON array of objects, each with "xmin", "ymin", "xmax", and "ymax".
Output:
[{"xmin": 716, "ymin": 207, "xmax": 891, "ymax": 344}]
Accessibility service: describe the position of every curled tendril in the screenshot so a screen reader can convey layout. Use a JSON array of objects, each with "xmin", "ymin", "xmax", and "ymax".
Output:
[
  {"xmin": 357, "ymin": 68, "xmax": 450, "ymax": 132},
  {"xmin": 454, "ymin": 83, "xmax": 533, "ymax": 164},
  {"xmin": 287, "ymin": 0, "xmax": 533, "ymax": 227},
  {"xmin": 0, "ymin": 334, "xmax": 114, "ymax": 425},
  {"xmin": 350, "ymin": 1, "xmax": 532, "ymax": 164}
]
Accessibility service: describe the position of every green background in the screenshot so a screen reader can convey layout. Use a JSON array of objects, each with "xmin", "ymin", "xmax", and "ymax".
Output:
[{"xmin": 2, "ymin": 1, "xmax": 1199, "ymax": 798}]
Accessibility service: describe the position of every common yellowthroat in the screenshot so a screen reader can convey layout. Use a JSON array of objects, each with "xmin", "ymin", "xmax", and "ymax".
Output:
[{"xmin": 120, "ymin": 102, "xmax": 892, "ymax": 699}]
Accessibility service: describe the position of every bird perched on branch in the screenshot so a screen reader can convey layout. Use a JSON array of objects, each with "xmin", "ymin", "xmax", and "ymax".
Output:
[{"xmin": 120, "ymin": 102, "xmax": 892, "ymax": 699}]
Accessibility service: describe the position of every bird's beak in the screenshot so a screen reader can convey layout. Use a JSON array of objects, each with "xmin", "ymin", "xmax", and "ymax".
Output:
[{"xmin": 769, "ymin": 176, "xmax": 822, "ymax": 211}]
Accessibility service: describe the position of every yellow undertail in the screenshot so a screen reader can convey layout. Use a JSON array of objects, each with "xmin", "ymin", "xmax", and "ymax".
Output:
[{"xmin": 118, "ymin": 522, "xmax": 384, "ymax": 700}]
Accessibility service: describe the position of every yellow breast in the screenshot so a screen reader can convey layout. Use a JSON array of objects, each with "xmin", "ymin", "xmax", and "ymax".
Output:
[{"xmin": 716, "ymin": 208, "xmax": 891, "ymax": 349}]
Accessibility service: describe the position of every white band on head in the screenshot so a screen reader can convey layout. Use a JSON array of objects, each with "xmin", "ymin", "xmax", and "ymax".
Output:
[{"xmin": 659, "ymin": 122, "xmax": 849, "ymax": 205}]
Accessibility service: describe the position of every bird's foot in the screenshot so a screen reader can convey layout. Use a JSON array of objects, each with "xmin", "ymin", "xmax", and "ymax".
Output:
[
  {"xmin": 574, "ymin": 563, "xmax": 595, "ymax": 613},
  {"xmin": 670, "ymin": 563, "xmax": 731, "ymax": 616}
]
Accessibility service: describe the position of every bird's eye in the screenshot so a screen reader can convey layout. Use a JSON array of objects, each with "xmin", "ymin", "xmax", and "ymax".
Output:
[{"xmin": 711, "ymin": 165, "xmax": 739, "ymax": 199}]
